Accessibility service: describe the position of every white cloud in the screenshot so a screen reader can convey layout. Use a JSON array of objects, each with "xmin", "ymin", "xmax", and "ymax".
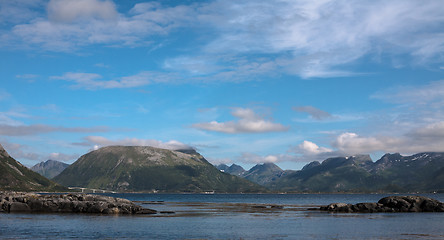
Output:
[
  {"xmin": 206, "ymin": 157, "xmax": 233, "ymax": 165},
  {"xmin": 47, "ymin": 152, "xmax": 79, "ymax": 162},
  {"xmin": 77, "ymin": 136, "xmax": 193, "ymax": 151},
  {"xmin": 47, "ymin": 0, "xmax": 118, "ymax": 23},
  {"xmin": 297, "ymin": 140, "xmax": 333, "ymax": 155},
  {"xmin": 330, "ymin": 121, "xmax": 444, "ymax": 155},
  {"xmin": 408, "ymin": 121, "xmax": 444, "ymax": 140},
  {"xmin": 238, "ymin": 152, "xmax": 282, "ymax": 164},
  {"xmin": 290, "ymin": 119, "xmax": 444, "ymax": 161},
  {"xmin": 332, "ymin": 132, "xmax": 401, "ymax": 154},
  {"xmin": 289, "ymin": 140, "xmax": 338, "ymax": 162},
  {"xmin": 192, "ymin": 107, "xmax": 289, "ymax": 133}
]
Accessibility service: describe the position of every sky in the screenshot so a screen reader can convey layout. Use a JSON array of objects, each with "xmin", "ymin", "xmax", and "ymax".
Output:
[{"xmin": 1, "ymin": 0, "xmax": 444, "ymax": 170}]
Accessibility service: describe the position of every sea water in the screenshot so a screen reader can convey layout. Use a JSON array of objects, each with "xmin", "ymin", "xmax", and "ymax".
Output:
[{"xmin": 1, "ymin": 193, "xmax": 444, "ymax": 239}]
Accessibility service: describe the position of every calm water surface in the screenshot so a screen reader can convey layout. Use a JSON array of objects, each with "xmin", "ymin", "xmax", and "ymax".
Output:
[{"xmin": 1, "ymin": 193, "xmax": 444, "ymax": 239}]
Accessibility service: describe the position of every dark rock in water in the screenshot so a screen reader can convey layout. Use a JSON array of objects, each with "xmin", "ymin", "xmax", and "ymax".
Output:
[
  {"xmin": 0, "ymin": 191, "xmax": 157, "ymax": 214},
  {"xmin": 159, "ymin": 211, "xmax": 175, "ymax": 214},
  {"xmin": 251, "ymin": 205, "xmax": 267, "ymax": 209},
  {"xmin": 320, "ymin": 196, "xmax": 444, "ymax": 213}
]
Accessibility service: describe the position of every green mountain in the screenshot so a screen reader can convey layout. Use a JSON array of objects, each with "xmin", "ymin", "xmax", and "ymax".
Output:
[
  {"xmin": 31, "ymin": 160, "xmax": 70, "ymax": 179},
  {"xmin": 0, "ymin": 144, "xmax": 66, "ymax": 192},
  {"xmin": 53, "ymin": 146, "xmax": 265, "ymax": 193},
  {"xmin": 270, "ymin": 153, "xmax": 444, "ymax": 193}
]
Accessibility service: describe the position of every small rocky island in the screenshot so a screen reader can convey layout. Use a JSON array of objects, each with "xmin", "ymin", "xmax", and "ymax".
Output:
[
  {"xmin": 0, "ymin": 191, "xmax": 157, "ymax": 214},
  {"xmin": 321, "ymin": 195, "xmax": 444, "ymax": 213}
]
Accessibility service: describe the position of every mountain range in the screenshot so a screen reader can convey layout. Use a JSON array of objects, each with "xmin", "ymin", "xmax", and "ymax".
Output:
[
  {"xmin": 0, "ymin": 144, "xmax": 66, "ymax": 192},
  {"xmin": 2, "ymin": 140, "xmax": 444, "ymax": 193},
  {"xmin": 53, "ymin": 146, "xmax": 265, "ymax": 193},
  {"xmin": 219, "ymin": 152, "xmax": 444, "ymax": 193},
  {"xmin": 217, "ymin": 163, "xmax": 295, "ymax": 186},
  {"xmin": 31, "ymin": 160, "xmax": 70, "ymax": 179}
]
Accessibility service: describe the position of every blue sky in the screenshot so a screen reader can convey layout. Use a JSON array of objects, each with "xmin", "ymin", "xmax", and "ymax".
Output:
[{"xmin": 1, "ymin": 0, "xmax": 444, "ymax": 170}]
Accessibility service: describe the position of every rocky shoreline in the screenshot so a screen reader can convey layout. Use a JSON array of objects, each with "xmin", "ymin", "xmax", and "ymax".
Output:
[
  {"xmin": 320, "ymin": 195, "xmax": 444, "ymax": 213},
  {"xmin": 0, "ymin": 192, "xmax": 157, "ymax": 214}
]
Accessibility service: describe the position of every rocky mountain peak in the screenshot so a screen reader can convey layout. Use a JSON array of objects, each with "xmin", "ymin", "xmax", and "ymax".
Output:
[
  {"xmin": 302, "ymin": 161, "xmax": 321, "ymax": 171},
  {"xmin": 247, "ymin": 163, "xmax": 282, "ymax": 174}
]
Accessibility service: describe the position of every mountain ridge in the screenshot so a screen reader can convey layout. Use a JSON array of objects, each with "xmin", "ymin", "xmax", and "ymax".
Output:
[
  {"xmin": 54, "ymin": 146, "xmax": 265, "ymax": 193},
  {"xmin": 271, "ymin": 152, "xmax": 444, "ymax": 193},
  {"xmin": 218, "ymin": 152, "xmax": 444, "ymax": 193}
]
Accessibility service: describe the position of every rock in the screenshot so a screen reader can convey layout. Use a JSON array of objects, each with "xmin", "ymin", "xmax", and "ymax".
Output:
[
  {"xmin": 251, "ymin": 205, "xmax": 267, "ymax": 209},
  {"xmin": 320, "ymin": 203, "xmax": 353, "ymax": 212},
  {"xmin": 0, "ymin": 191, "xmax": 157, "ymax": 215},
  {"xmin": 159, "ymin": 211, "xmax": 175, "ymax": 214},
  {"xmin": 270, "ymin": 205, "xmax": 284, "ymax": 209},
  {"xmin": 320, "ymin": 195, "xmax": 444, "ymax": 213},
  {"xmin": 136, "ymin": 208, "xmax": 158, "ymax": 214},
  {"xmin": 9, "ymin": 202, "xmax": 31, "ymax": 212}
]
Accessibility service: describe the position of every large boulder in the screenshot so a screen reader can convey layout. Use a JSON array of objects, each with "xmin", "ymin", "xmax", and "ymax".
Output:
[
  {"xmin": 321, "ymin": 195, "xmax": 444, "ymax": 213},
  {"xmin": 378, "ymin": 196, "xmax": 444, "ymax": 212},
  {"xmin": 0, "ymin": 191, "xmax": 156, "ymax": 214}
]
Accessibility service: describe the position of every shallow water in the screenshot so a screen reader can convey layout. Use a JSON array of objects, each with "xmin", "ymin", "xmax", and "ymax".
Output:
[{"xmin": 1, "ymin": 193, "xmax": 444, "ymax": 239}]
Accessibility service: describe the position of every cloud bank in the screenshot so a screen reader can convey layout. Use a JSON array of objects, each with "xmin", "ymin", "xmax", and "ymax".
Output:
[
  {"xmin": 193, "ymin": 108, "xmax": 289, "ymax": 134},
  {"xmin": 76, "ymin": 136, "xmax": 193, "ymax": 151}
]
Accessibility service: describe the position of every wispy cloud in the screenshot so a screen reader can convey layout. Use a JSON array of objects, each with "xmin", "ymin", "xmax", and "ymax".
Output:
[
  {"xmin": 200, "ymin": 0, "xmax": 444, "ymax": 77},
  {"xmin": 6, "ymin": 0, "xmax": 197, "ymax": 52},
  {"xmin": 1, "ymin": 141, "xmax": 79, "ymax": 163},
  {"xmin": 75, "ymin": 136, "xmax": 193, "ymax": 151},
  {"xmin": 15, "ymin": 74, "xmax": 38, "ymax": 79},
  {"xmin": 371, "ymin": 79, "xmax": 444, "ymax": 105},
  {"xmin": 2, "ymin": 1, "xmax": 443, "ymax": 78},
  {"xmin": 0, "ymin": 89, "xmax": 11, "ymax": 101},
  {"xmin": 290, "ymin": 79, "xmax": 444, "ymax": 161},
  {"xmin": 1, "ymin": 141, "xmax": 41, "ymax": 162},
  {"xmin": 51, "ymin": 72, "xmax": 174, "ymax": 90},
  {"xmin": 0, "ymin": 124, "xmax": 109, "ymax": 136},
  {"xmin": 0, "ymin": 0, "xmax": 44, "ymax": 25},
  {"xmin": 0, "ymin": 110, "xmax": 30, "ymax": 126},
  {"xmin": 293, "ymin": 106, "xmax": 332, "ymax": 120},
  {"xmin": 192, "ymin": 107, "xmax": 289, "ymax": 134},
  {"xmin": 47, "ymin": 152, "xmax": 79, "ymax": 162}
]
